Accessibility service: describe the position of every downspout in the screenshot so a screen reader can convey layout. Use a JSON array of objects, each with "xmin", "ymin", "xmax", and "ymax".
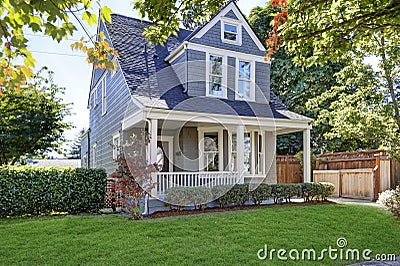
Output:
[
  {"xmin": 144, "ymin": 119, "xmax": 151, "ymax": 216},
  {"xmin": 183, "ymin": 43, "xmax": 189, "ymax": 93},
  {"xmin": 87, "ymin": 129, "xmax": 91, "ymax": 168}
]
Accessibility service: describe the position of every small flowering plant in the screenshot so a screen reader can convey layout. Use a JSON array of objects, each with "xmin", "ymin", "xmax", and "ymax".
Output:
[{"xmin": 108, "ymin": 132, "xmax": 157, "ymax": 220}]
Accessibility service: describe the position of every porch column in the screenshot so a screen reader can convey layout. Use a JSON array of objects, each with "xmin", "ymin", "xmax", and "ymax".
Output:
[
  {"xmin": 148, "ymin": 119, "xmax": 158, "ymax": 198},
  {"xmin": 303, "ymin": 128, "xmax": 311, "ymax": 183},
  {"xmin": 264, "ymin": 131, "xmax": 277, "ymax": 183},
  {"xmin": 149, "ymin": 119, "xmax": 158, "ymax": 164},
  {"xmin": 236, "ymin": 125, "xmax": 245, "ymax": 184}
]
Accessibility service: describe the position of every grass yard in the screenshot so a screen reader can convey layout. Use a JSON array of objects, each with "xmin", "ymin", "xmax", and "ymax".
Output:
[{"xmin": 0, "ymin": 204, "xmax": 399, "ymax": 265}]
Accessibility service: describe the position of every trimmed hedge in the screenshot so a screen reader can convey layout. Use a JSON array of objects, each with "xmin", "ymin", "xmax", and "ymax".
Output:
[
  {"xmin": 0, "ymin": 166, "xmax": 107, "ymax": 217},
  {"xmin": 166, "ymin": 182, "xmax": 335, "ymax": 210},
  {"xmin": 165, "ymin": 187, "xmax": 213, "ymax": 210}
]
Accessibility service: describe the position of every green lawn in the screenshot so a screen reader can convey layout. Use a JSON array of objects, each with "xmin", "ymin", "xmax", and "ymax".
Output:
[{"xmin": 0, "ymin": 204, "xmax": 399, "ymax": 265}]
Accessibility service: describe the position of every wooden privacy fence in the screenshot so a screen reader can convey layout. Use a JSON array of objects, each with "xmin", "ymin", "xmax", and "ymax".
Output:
[
  {"xmin": 314, "ymin": 169, "xmax": 375, "ymax": 200},
  {"xmin": 314, "ymin": 150, "xmax": 400, "ymax": 200},
  {"xmin": 276, "ymin": 155, "xmax": 302, "ymax": 184}
]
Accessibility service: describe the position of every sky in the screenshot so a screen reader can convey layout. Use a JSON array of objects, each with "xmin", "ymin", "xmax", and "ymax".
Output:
[{"xmin": 27, "ymin": 0, "xmax": 267, "ymax": 157}]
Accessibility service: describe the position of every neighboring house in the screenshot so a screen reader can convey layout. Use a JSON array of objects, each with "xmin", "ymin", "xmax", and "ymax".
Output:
[
  {"xmin": 26, "ymin": 159, "xmax": 81, "ymax": 168},
  {"xmin": 81, "ymin": 1, "xmax": 312, "ymax": 197}
]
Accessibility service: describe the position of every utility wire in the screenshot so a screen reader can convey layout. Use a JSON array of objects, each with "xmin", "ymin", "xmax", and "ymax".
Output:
[{"xmin": 30, "ymin": 50, "xmax": 86, "ymax": 58}]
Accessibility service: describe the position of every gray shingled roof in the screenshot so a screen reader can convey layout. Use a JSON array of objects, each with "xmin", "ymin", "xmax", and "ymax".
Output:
[{"xmin": 105, "ymin": 14, "xmax": 311, "ymax": 121}]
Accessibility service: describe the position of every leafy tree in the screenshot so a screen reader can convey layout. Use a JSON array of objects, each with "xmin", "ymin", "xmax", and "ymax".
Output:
[
  {"xmin": 68, "ymin": 128, "xmax": 86, "ymax": 159},
  {"xmin": 0, "ymin": 68, "xmax": 71, "ymax": 165},
  {"xmin": 132, "ymin": 0, "xmax": 229, "ymax": 44},
  {"xmin": 308, "ymin": 59, "xmax": 399, "ymax": 152},
  {"xmin": 249, "ymin": 5, "xmax": 346, "ymax": 154},
  {"xmin": 266, "ymin": 0, "xmax": 400, "ymax": 131},
  {"xmin": 0, "ymin": 0, "xmax": 116, "ymax": 92}
]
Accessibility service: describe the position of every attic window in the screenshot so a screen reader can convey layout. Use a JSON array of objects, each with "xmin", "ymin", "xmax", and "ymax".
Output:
[
  {"xmin": 224, "ymin": 23, "xmax": 237, "ymax": 41},
  {"xmin": 221, "ymin": 18, "xmax": 242, "ymax": 45}
]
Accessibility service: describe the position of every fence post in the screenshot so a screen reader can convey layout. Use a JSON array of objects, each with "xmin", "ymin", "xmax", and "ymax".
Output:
[{"xmin": 373, "ymin": 154, "xmax": 381, "ymax": 201}]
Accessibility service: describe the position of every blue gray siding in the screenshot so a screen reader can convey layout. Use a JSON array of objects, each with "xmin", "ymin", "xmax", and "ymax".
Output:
[
  {"xmin": 227, "ymin": 56, "xmax": 236, "ymax": 100},
  {"xmin": 171, "ymin": 52, "xmax": 187, "ymax": 91},
  {"xmin": 191, "ymin": 21, "xmax": 265, "ymax": 56},
  {"xmin": 223, "ymin": 10, "xmax": 238, "ymax": 20},
  {"xmin": 255, "ymin": 62, "xmax": 271, "ymax": 102},
  {"xmin": 88, "ymin": 64, "xmax": 141, "ymax": 174},
  {"xmin": 187, "ymin": 49, "xmax": 206, "ymax": 97}
]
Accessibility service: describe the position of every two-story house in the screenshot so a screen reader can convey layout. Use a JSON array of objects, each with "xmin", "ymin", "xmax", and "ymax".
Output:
[{"xmin": 80, "ymin": 1, "xmax": 312, "ymax": 198}]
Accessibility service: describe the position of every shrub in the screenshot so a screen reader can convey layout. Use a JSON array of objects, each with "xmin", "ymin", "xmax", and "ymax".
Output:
[
  {"xmin": 249, "ymin": 184, "xmax": 272, "ymax": 205},
  {"xmin": 0, "ymin": 166, "xmax": 107, "ymax": 217},
  {"xmin": 165, "ymin": 187, "xmax": 213, "ymax": 210},
  {"xmin": 229, "ymin": 184, "xmax": 250, "ymax": 206},
  {"xmin": 168, "ymin": 182, "xmax": 336, "ymax": 210},
  {"xmin": 271, "ymin": 184, "xmax": 303, "ymax": 203},
  {"xmin": 377, "ymin": 186, "xmax": 400, "ymax": 218},
  {"xmin": 211, "ymin": 185, "xmax": 232, "ymax": 208},
  {"xmin": 319, "ymin": 182, "xmax": 335, "ymax": 201}
]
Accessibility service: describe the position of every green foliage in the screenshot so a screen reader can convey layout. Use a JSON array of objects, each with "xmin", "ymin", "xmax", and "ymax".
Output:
[
  {"xmin": 249, "ymin": 184, "xmax": 272, "ymax": 205},
  {"xmin": 211, "ymin": 183, "xmax": 334, "ymax": 208},
  {"xmin": 68, "ymin": 128, "xmax": 86, "ymax": 159},
  {"xmin": 308, "ymin": 59, "xmax": 400, "ymax": 152},
  {"xmin": 0, "ymin": 68, "xmax": 71, "ymax": 165},
  {"xmin": 0, "ymin": 205, "xmax": 400, "ymax": 265},
  {"xmin": 0, "ymin": 166, "xmax": 107, "ymax": 217},
  {"xmin": 132, "ymin": 0, "xmax": 228, "ymax": 44},
  {"xmin": 165, "ymin": 187, "xmax": 213, "ymax": 210},
  {"xmin": 250, "ymin": 4, "xmax": 400, "ymax": 154},
  {"xmin": 377, "ymin": 186, "xmax": 400, "ymax": 219},
  {"xmin": 277, "ymin": 0, "xmax": 400, "ymax": 139},
  {"xmin": 0, "ymin": 0, "xmax": 115, "ymax": 91},
  {"xmin": 270, "ymin": 184, "xmax": 302, "ymax": 203},
  {"xmin": 281, "ymin": 0, "xmax": 400, "ymax": 66}
]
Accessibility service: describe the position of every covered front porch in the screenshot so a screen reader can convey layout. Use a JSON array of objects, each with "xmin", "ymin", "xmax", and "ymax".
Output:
[{"xmin": 122, "ymin": 108, "xmax": 312, "ymax": 197}]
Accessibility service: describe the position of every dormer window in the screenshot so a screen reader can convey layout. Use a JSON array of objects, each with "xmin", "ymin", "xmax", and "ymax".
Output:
[
  {"xmin": 221, "ymin": 18, "xmax": 242, "ymax": 45},
  {"xmin": 224, "ymin": 24, "xmax": 237, "ymax": 41}
]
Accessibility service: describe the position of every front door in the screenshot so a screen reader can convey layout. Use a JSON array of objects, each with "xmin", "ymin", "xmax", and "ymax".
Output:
[{"xmin": 157, "ymin": 141, "xmax": 170, "ymax": 172}]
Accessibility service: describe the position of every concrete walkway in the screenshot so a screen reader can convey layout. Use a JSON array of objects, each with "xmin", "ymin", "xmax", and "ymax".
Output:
[{"xmin": 329, "ymin": 197, "xmax": 379, "ymax": 207}]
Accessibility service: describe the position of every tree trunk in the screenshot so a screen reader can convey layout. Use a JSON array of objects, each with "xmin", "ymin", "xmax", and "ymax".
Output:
[{"xmin": 381, "ymin": 51, "xmax": 400, "ymax": 130}]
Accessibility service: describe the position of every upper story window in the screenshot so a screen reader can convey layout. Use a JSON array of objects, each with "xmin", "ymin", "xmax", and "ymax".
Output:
[
  {"xmin": 221, "ymin": 18, "xmax": 242, "ymax": 46},
  {"xmin": 207, "ymin": 54, "xmax": 227, "ymax": 98},
  {"xmin": 92, "ymin": 86, "xmax": 98, "ymax": 109},
  {"xmin": 236, "ymin": 59, "xmax": 255, "ymax": 101},
  {"xmin": 224, "ymin": 24, "xmax": 237, "ymax": 41},
  {"xmin": 112, "ymin": 133, "xmax": 120, "ymax": 160}
]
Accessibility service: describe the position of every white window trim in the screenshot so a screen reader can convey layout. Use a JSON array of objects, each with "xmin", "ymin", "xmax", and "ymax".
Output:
[
  {"xmin": 112, "ymin": 132, "xmax": 120, "ymax": 160},
  {"xmin": 198, "ymin": 128, "xmax": 224, "ymax": 172},
  {"xmin": 93, "ymin": 143, "xmax": 97, "ymax": 167},
  {"xmin": 91, "ymin": 87, "xmax": 97, "ymax": 109},
  {"xmin": 235, "ymin": 58, "xmax": 256, "ymax": 102},
  {"xmin": 227, "ymin": 129, "xmax": 265, "ymax": 175},
  {"xmin": 157, "ymin": 136, "xmax": 174, "ymax": 172},
  {"xmin": 206, "ymin": 52, "xmax": 228, "ymax": 99},
  {"xmin": 221, "ymin": 17, "xmax": 242, "ymax": 46}
]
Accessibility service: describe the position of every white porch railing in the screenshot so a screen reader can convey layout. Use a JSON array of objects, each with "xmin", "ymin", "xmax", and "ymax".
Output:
[{"xmin": 153, "ymin": 171, "xmax": 239, "ymax": 196}]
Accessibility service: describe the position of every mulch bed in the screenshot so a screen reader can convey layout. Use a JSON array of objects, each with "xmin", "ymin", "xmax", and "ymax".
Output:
[{"xmin": 147, "ymin": 200, "xmax": 336, "ymax": 219}]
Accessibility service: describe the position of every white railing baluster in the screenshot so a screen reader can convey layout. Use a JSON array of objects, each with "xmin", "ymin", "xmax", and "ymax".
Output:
[{"xmin": 155, "ymin": 171, "xmax": 239, "ymax": 196}]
